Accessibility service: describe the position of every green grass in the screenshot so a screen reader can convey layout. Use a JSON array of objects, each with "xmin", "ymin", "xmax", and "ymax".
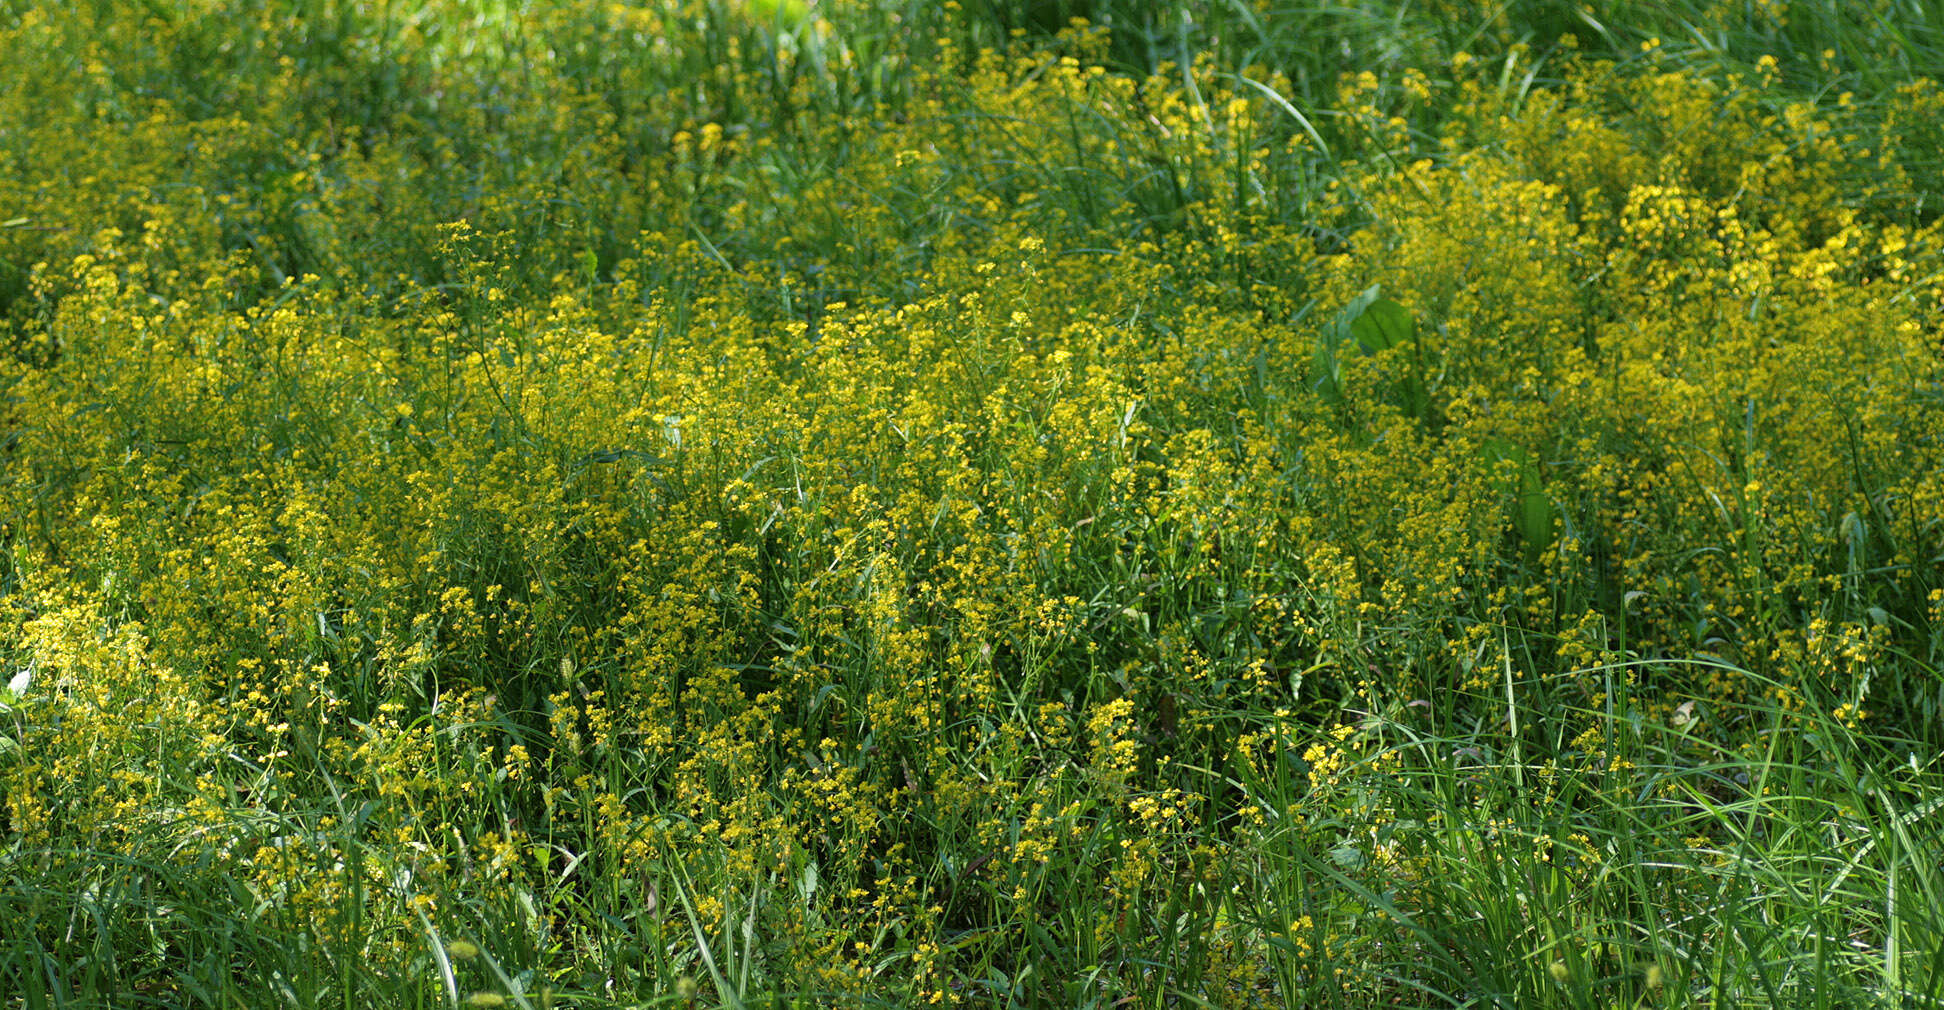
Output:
[{"xmin": 3, "ymin": 0, "xmax": 1944, "ymax": 1007}]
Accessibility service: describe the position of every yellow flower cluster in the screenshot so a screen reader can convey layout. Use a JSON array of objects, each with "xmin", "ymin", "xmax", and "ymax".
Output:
[{"xmin": 2, "ymin": 1, "xmax": 1938, "ymax": 1002}]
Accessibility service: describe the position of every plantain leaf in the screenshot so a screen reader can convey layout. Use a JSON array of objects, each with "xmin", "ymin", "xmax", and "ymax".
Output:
[
  {"xmin": 1518, "ymin": 467, "xmax": 1556, "ymax": 566},
  {"xmin": 1350, "ymin": 296, "xmax": 1414, "ymax": 355},
  {"xmin": 1314, "ymin": 288, "xmax": 1427, "ymax": 421},
  {"xmin": 1313, "ymin": 286, "xmax": 1383, "ymax": 405},
  {"xmin": 1480, "ymin": 438, "xmax": 1557, "ymax": 565}
]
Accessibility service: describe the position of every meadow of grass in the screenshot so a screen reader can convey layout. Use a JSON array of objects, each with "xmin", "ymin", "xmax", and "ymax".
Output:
[{"xmin": 3, "ymin": 0, "xmax": 1944, "ymax": 1006}]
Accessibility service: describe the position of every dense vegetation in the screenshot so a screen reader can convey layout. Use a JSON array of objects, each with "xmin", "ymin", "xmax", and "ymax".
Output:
[{"xmin": 4, "ymin": 1, "xmax": 1944, "ymax": 1006}]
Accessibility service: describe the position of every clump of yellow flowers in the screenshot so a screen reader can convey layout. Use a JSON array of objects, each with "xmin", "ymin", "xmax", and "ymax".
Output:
[{"xmin": 1, "ymin": 1, "xmax": 1939, "ymax": 1006}]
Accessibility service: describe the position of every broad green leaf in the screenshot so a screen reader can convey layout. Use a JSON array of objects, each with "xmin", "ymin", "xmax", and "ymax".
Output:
[
  {"xmin": 1312, "ymin": 286, "xmax": 1389, "ymax": 407},
  {"xmin": 1311, "ymin": 339, "xmax": 1343, "ymax": 405},
  {"xmin": 1350, "ymin": 296, "xmax": 1414, "ymax": 354},
  {"xmin": 1479, "ymin": 438, "xmax": 1557, "ymax": 565},
  {"xmin": 1518, "ymin": 469, "xmax": 1557, "ymax": 566}
]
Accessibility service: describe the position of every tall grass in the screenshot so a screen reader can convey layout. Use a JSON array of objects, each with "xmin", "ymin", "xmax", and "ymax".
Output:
[{"xmin": 3, "ymin": 1, "xmax": 1943, "ymax": 1007}]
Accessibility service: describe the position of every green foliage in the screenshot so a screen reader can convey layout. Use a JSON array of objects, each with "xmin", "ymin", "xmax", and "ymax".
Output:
[
  {"xmin": 1481, "ymin": 437, "xmax": 1557, "ymax": 568},
  {"xmin": 2, "ymin": 1, "xmax": 1943, "ymax": 1007}
]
